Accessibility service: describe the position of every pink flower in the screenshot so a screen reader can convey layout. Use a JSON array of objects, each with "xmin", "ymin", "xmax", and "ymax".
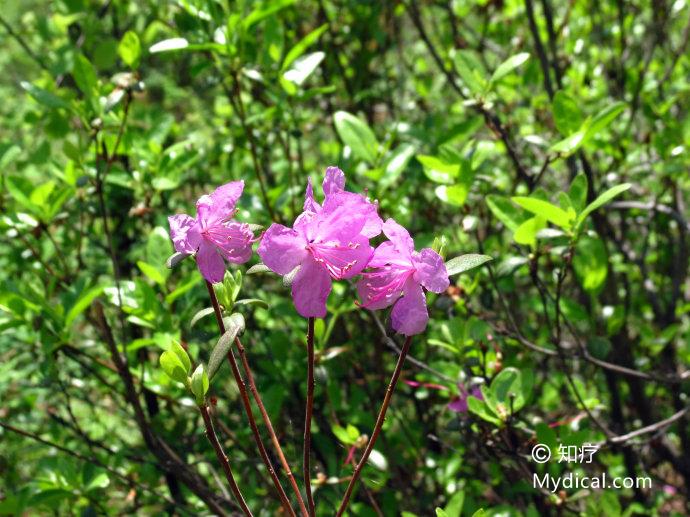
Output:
[
  {"xmin": 356, "ymin": 219, "xmax": 449, "ymax": 335},
  {"xmin": 448, "ymin": 385, "xmax": 483, "ymax": 413},
  {"xmin": 257, "ymin": 167, "xmax": 382, "ymax": 318},
  {"xmin": 168, "ymin": 181, "xmax": 254, "ymax": 283}
]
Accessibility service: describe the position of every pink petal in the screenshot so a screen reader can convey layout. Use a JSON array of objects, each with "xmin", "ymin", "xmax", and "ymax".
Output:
[
  {"xmin": 196, "ymin": 241, "xmax": 226, "ymax": 283},
  {"xmin": 391, "ymin": 277, "xmax": 428, "ymax": 335},
  {"xmin": 413, "ymin": 248, "xmax": 449, "ymax": 293},
  {"xmin": 257, "ymin": 224, "xmax": 308, "ymax": 275},
  {"xmin": 211, "ymin": 222, "xmax": 254, "ymax": 264},
  {"xmin": 322, "ymin": 166, "xmax": 345, "ymax": 197},
  {"xmin": 382, "ymin": 219, "xmax": 414, "ymax": 259},
  {"xmin": 368, "ymin": 241, "xmax": 414, "ymax": 269},
  {"xmin": 196, "ymin": 180, "xmax": 244, "ymax": 226},
  {"xmin": 291, "ymin": 258, "xmax": 332, "ymax": 318},
  {"xmin": 303, "ymin": 177, "xmax": 322, "ymax": 214},
  {"xmin": 168, "ymin": 214, "xmax": 199, "ymax": 254},
  {"xmin": 311, "ymin": 234, "xmax": 373, "ymax": 280},
  {"xmin": 356, "ymin": 268, "xmax": 407, "ymax": 310}
]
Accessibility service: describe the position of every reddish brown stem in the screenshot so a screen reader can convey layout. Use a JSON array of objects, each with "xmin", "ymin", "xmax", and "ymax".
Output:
[
  {"xmin": 236, "ymin": 335, "xmax": 310, "ymax": 517},
  {"xmin": 335, "ymin": 335, "xmax": 413, "ymax": 516},
  {"xmin": 303, "ymin": 317, "xmax": 316, "ymax": 516},
  {"xmin": 198, "ymin": 403, "xmax": 253, "ymax": 516},
  {"xmin": 205, "ymin": 281, "xmax": 295, "ymax": 516}
]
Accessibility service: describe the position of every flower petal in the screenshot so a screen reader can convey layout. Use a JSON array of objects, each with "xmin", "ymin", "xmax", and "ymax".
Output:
[
  {"xmin": 322, "ymin": 166, "xmax": 345, "ymax": 197},
  {"xmin": 356, "ymin": 268, "xmax": 406, "ymax": 310},
  {"xmin": 291, "ymin": 258, "xmax": 332, "ymax": 318},
  {"xmin": 196, "ymin": 241, "xmax": 226, "ymax": 283},
  {"xmin": 211, "ymin": 222, "xmax": 254, "ymax": 264},
  {"xmin": 368, "ymin": 241, "xmax": 414, "ymax": 269},
  {"xmin": 257, "ymin": 224, "xmax": 308, "ymax": 275},
  {"xmin": 413, "ymin": 248, "xmax": 449, "ymax": 293},
  {"xmin": 391, "ymin": 278, "xmax": 428, "ymax": 335},
  {"xmin": 382, "ymin": 218, "xmax": 414, "ymax": 259},
  {"xmin": 168, "ymin": 214, "xmax": 201, "ymax": 253},
  {"xmin": 311, "ymin": 234, "xmax": 373, "ymax": 280},
  {"xmin": 303, "ymin": 177, "xmax": 322, "ymax": 214},
  {"xmin": 197, "ymin": 181, "xmax": 244, "ymax": 226}
]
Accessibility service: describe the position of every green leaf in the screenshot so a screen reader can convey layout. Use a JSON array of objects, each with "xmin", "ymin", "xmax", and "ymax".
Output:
[
  {"xmin": 549, "ymin": 128, "xmax": 587, "ymax": 157},
  {"xmin": 20, "ymin": 82, "xmax": 69, "ymax": 109},
  {"xmin": 149, "ymin": 38, "xmax": 189, "ymax": 54},
  {"xmin": 169, "ymin": 341, "xmax": 191, "ymax": 375},
  {"xmin": 552, "ymin": 91, "xmax": 583, "ymax": 136},
  {"xmin": 332, "ymin": 424, "xmax": 359, "ymax": 445},
  {"xmin": 445, "ymin": 254, "xmax": 493, "ymax": 276},
  {"xmin": 490, "ymin": 52, "xmax": 530, "ymax": 83},
  {"xmin": 118, "ymin": 31, "xmax": 141, "ymax": 68},
  {"xmin": 443, "ymin": 491, "xmax": 465, "ymax": 517},
  {"xmin": 467, "ymin": 396, "xmax": 501, "ymax": 426},
  {"xmin": 333, "ymin": 111, "xmax": 379, "ymax": 164},
  {"xmin": 436, "ymin": 509, "xmax": 449, "ymax": 517},
  {"xmin": 379, "ymin": 144, "xmax": 415, "ymax": 190},
  {"xmin": 453, "ymin": 50, "xmax": 488, "ymax": 95},
  {"xmin": 243, "ymin": 0, "xmax": 296, "ymax": 29},
  {"xmin": 208, "ymin": 313, "xmax": 245, "ymax": 380},
  {"xmin": 586, "ymin": 102, "xmax": 626, "ymax": 139},
  {"xmin": 64, "ymin": 285, "xmax": 104, "ymax": 327},
  {"xmin": 190, "ymin": 364, "xmax": 209, "ymax": 404},
  {"xmin": 159, "ymin": 350, "xmax": 189, "ymax": 385},
  {"xmin": 512, "ymin": 196, "xmax": 574, "ymax": 230},
  {"xmin": 513, "ymin": 216, "xmax": 546, "ymax": 248},
  {"xmin": 568, "ymin": 173, "xmax": 588, "ymax": 212},
  {"xmin": 486, "ymin": 195, "xmax": 525, "ymax": 232},
  {"xmin": 417, "ymin": 155, "xmax": 459, "ymax": 184},
  {"xmin": 234, "ymin": 298, "xmax": 269, "ymax": 308},
  {"xmin": 573, "ymin": 236, "xmax": 608, "ymax": 292},
  {"xmin": 190, "ymin": 307, "xmax": 215, "ymax": 328},
  {"xmin": 282, "ymin": 51, "xmax": 325, "ymax": 88},
  {"xmin": 575, "ymin": 183, "xmax": 631, "ymax": 229},
  {"xmin": 434, "ymin": 184, "xmax": 468, "ymax": 206},
  {"xmin": 72, "ymin": 54, "xmax": 97, "ymax": 98},
  {"xmin": 137, "ymin": 261, "xmax": 166, "ymax": 286},
  {"xmin": 490, "ymin": 367, "xmax": 527, "ymax": 414},
  {"xmin": 281, "ymin": 23, "xmax": 327, "ymax": 71}
]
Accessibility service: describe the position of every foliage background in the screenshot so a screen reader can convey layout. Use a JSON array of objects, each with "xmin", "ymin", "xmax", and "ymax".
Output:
[{"xmin": 1, "ymin": 0, "xmax": 689, "ymax": 515}]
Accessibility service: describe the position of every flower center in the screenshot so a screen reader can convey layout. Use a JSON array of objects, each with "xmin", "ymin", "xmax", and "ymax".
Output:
[
  {"xmin": 360, "ymin": 266, "xmax": 415, "ymax": 308},
  {"xmin": 306, "ymin": 240, "xmax": 361, "ymax": 279}
]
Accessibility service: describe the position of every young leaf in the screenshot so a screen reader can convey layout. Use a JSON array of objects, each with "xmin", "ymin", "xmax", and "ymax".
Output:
[
  {"xmin": 586, "ymin": 102, "xmax": 626, "ymax": 139},
  {"xmin": 65, "ymin": 285, "xmax": 104, "ymax": 327},
  {"xmin": 190, "ymin": 364, "xmax": 209, "ymax": 404},
  {"xmin": 575, "ymin": 183, "xmax": 631, "ymax": 229},
  {"xmin": 281, "ymin": 23, "xmax": 327, "ymax": 71},
  {"xmin": 445, "ymin": 254, "xmax": 493, "ymax": 276},
  {"xmin": 573, "ymin": 236, "xmax": 608, "ymax": 292},
  {"xmin": 190, "ymin": 307, "xmax": 215, "ymax": 328},
  {"xmin": 568, "ymin": 173, "xmax": 588, "ymax": 212},
  {"xmin": 208, "ymin": 313, "xmax": 245, "ymax": 380},
  {"xmin": 511, "ymin": 196, "xmax": 574, "ymax": 230},
  {"xmin": 552, "ymin": 91, "xmax": 583, "ymax": 136},
  {"xmin": 282, "ymin": 51, "xmax": 325, "ymax": 87},
  {"xmin": 417, "ymin": 155, "xmax": 460, "ymax": 184},
  {"xmin": 246, "ymin": 263, "xmax": 272, "ymax": 275},
  {"xmin": 159, "ymin": 350, "xmax": 189, "ymax": 385},
  {"xmin": 72, "ymin": 54, "xmax": 97, "ymax": 98},
  {"xmin": 513, "ymin": 216, "xmax": 546, "ymax": 248},
  {"xmin": 166, "ymin": 252, "xmax": 190, "ymax": 269},
  {"xmin": 490, "ymin": 52, "xmax": 530, "ymax": 83},
  {"xmin": 486, "ymin": 195, "xmax": 525, "ymax": 232},
  {"xmin": 333, "ymin": 111, "xmax": 379, "ymax": 164},
  {"xmin": 169, "ymin": 341, "xmax": 191, "ymax": 375},
  {"xmin": 435, "ymin": 184, "xmax": 468, "ymax": 206},
  {"xmin": 453, "ymin": 50, "xmax": 488, "ymax": 96},
  {"xmin": 118, "ymin": 31, "xmax": 141, "ymax": 68}
]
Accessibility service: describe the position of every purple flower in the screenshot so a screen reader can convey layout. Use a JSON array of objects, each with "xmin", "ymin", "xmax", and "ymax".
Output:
[
  {"xmin": 168, "ymin": 181, "xmax": 254, "ymax": 283},
  {"xmin": 258, "ymin": 167, "xmax": 382, "ymax": 318},
  {"xmin": 356, "ymin": 219, "xmax": 449, "ymax": 335},
  {"xmin": 448, "ymin": 385, "xmax": 483, "ymax": 413}
]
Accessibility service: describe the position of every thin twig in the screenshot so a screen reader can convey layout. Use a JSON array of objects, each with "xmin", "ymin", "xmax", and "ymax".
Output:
[
  {"xmin": 336, "ymin": 336, "xmax": 413, "ymax": 516},
  {"xmin": 198, "ymin": 404, "xmax": 253, "ymax": 516},
  {"xmin": 236, "ymin": 335, "xmax": 309, "ymax": 517},
  {"xmin": 205, "ymin": 281, "xmax": 295, "ymax": 515},
  {"xmin": 303, "ymin": 317, "xmax": 317, "ymax": 517}
]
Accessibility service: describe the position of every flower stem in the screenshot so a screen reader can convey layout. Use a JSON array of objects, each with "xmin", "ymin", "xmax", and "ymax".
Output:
[
  {"xmin": 205, "ymin": 281, "xmax": 295, "ymax": 516},
  {"xmin": 303, "ymin": 317, "xmax": 316, "ymax": 517},
  {"xmin": 198, "ymin": 403, "xmax": 253, "ymax": 516},
  {"xmin": 236, "ymin": 335, "xmax": 310, "ymax": 517},
  {"xmin": 335, "ymin": 335, "xmax": 413, "ymax": 517}
]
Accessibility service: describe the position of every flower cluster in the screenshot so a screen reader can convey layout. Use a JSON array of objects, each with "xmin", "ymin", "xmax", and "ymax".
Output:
[{"xmin": 169, "ymin": 167, "xmax": 449, "ymax": 335}]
